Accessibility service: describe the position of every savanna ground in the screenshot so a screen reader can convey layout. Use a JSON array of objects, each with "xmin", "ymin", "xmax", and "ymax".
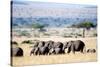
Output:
[{"xmin": 11, "ymin": 37, "xmax": 97, "ymax": 66}]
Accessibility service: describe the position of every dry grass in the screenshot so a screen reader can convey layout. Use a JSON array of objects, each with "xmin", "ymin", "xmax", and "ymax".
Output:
[{"xmin": 11, "ymin": 37, "xmax": 97, "ymax": 66}]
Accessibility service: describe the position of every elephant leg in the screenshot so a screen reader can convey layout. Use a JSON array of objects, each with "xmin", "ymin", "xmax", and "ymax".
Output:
[
  {"xmin": 72, "ymin": 46, "xmax": 75, "ymax": 54},
  {"xmin": 80, "ymin": 48, "xmax": 84, "ymax": 54},
  {"xmin": 31, "ymin": 52, "xmax": 34, "ymax": 56},
  {"xmin": 38, "ymin": 52, "xmax": 40, "ymax": 55},
  {"xmin": 46, "ymin": 52, "xmax": 48, "ymax": 55},
  {"xmin": 30, "ymin": 52, "xmax": 32, "ymax": 56},
  {"xmin": 35, "ymin": 50, "xmax": 40, "ymax": 55},
  {"xmin": 39, "ymin": 52, "xmax": 41, "ymax": 55},
  {"xmin": 35, "ymin": 52, "xmax": 37, "ymax": 55},
  {"xmin": 43, "ymin": 52, "xmax": 45, "ymax": 55},
  {"xmin": 70, "ymin": 44, "xmax": 75, "ymax": 54},
  {"xmin": 80, "ymin": 46, "xmax": 85, "ymax": 54},
  {"xmin": 48, "ymin": 52, "xmax": 51, "ymax": 55},
  {"xmin": 30, "ymin": 51, "xmax": 34, "ymax": 56},
  {"xmin": 67, "ymin": 47, "xmax": 71, "ymax": 54}
]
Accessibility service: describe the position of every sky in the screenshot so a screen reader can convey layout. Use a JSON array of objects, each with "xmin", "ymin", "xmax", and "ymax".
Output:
[
  {"xmin": 11, "ymin": 0, "xmax": 97, "ymax": 5},
  {"xmin": 12, "ymin": 1, "xmax": 97, "ymax": 18}
]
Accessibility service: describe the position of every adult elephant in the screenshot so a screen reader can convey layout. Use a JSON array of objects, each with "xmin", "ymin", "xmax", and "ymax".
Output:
[
  {"xmin": 64, "ymin": 40, "xmax": 86, "ymax": 54},
  {"xmin": 30, "ymin": 41, "xmax": 50, "ymax": 55},
  {"xmin": 39, "ymin": 46, "xmax": 49, "ymax": 55},
  {"xmin": 11, "ymin": 47, "xmax": 23, "ymax": 57},
  {"xmin": 45, "ymin": 40, "xmax": 54, "ymax": 50},
  {"xmin": 54, "ymin": 42, "xmax": 64, "ymax": 48},
  {"xmin": 38, "ymin": 41, "xmax": 45, "ymax": 48},
  {"xmin": 30, "ymin": 47, "xmax": 39, "ymax": 56},
  {"xmin": 30, "ymin": 40, "xmax": 44, "ymax": 56},
  {"xmin": 49, "ymin": 42, "xmax": 65, "ymax": 54}
]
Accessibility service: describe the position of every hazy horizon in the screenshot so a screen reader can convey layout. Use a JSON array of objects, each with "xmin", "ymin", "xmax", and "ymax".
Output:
[{"xmin": 11, "ymin": 1, "xmax": 97, "ymax": 27}]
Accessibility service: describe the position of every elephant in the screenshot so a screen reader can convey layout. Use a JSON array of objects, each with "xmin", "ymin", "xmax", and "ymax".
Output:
[
  {"xmin": 45, "ymin": 40, "xmax": 54, "ymax": 50},
  {"xmin": 30, "ymin": 41, "xmax": 50, "ymax": 55},
  {"xmin": 30, "ymin": 46, "xmax": 49, "ymax": 55},
  {"xmin": 11, "ymin": 47, "xmax": 23, "ymax": 57},
  {"xmin": 49, "ymin": 42, "xmax": 65, "ymax": 54},
  {"xmin": 33, "ymin": 41, "xmax": 39, "ymax": 47},
  {"xmin": 38, "ymin": 41, "xmax": 45, "ymax": 48},
  {"xmin": 87, "ymin": 49, "xmax": 96, "ymax": 53},
  {"xmin": 49, "ymin": 47, "xmax": 65, "ymax": 54},
  {"xmin": 64, "ymin": 40, "xmax": 86, "ymax": 54},
  {"xmin": 54, "ymin": 42, "xmax": 64, "ymax": 48},
  {"xmin": 38, "ymin": 46, "xmax": 49, "ymax": 55},
  {"xmin": 29, "ymin": 40, "xmax": 40, "ymax": 48},
  {"xmin": 30, "ymin": 47, "xmax": 39, "ymax": 56},
  {"xmin": 30, "ymin": 41, "xmax": 39, "ymax": 56},
  {"xmin": 36, "ymin": 40, "xmax": 54, "ymax": 55}
]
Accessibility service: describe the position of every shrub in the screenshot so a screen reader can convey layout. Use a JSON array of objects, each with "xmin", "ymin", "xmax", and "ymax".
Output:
[
  {"xmin": 19, "ymin": 30, "xmax": 31, "ymax": 37},
  {"xmin": 21, "ymin": 40, "xmax": 34, "ymax": 44},
  {"xmin": 76, "ymin": 33, "xmax": 82, "ymax": 36},
  {"xmin": 93, "ymin": 33, "xmax": 97, "ymax": 37},
  {"xmin": 11, "ymin": 41, "xmax": 18, "ymax": 45}
]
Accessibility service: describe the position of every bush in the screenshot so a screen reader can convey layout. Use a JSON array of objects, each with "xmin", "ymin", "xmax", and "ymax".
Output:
[
  {"xmin": 11, "ymin": 41, "xmax": 18, "ymax": 45},
  {"xmin": 76, "ymin": 33, "xmax": 82, "ymax": 37},
  {"xmin": 19, "ymin": 30, "xmax": 31, "ymax": 37},
  {"xmin": 93, "ymin": 33, "xmax": 97, "ymax": 37},
  {"xmin": 32, "ymin": 23, "xmax": 45, "ymax": 30},
  {"xmin": 21, "ymin": 40, "xmax": 34, "ymax": 44}
]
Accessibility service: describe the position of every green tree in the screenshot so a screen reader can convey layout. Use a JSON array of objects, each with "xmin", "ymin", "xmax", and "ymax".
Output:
[
  {"xmin": 32, "ymin": 23, "xmax": 44, "ymax": 29},
  {"xmin": 32, "ymin": 23, "xmax": 46, "ymax": 37},
  {"xmin": 74, "ymin": 21, "xmax": 95, "ymax": 30},
  {"xmin": 71, "ymin": 21, "xmax": 96, "ymax": 38},
  {"xmin": 32, "ymin": 23, "xmax": 45, "ymax": 31}
]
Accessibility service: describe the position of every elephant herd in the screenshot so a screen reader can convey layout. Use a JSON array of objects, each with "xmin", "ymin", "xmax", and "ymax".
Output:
[{"xmin": 11, "ymin": 40, "xmax": 96, "ymax": 57}]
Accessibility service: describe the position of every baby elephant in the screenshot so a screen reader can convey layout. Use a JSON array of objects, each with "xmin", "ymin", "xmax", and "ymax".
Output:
[{"xmin": 87, "ymin": 49, "xmax": 96, "ymax": 53}]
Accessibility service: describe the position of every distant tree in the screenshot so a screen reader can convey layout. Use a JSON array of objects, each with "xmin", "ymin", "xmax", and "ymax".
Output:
[
  {"xmin": 72, "ymin": 21, "xmax": 95, "ymax": 30},
  {"xmin": 71, "ymin": 21, "xmax": 96, "ymax": 38},
  {"xmin": 32, "ymin": 23, "xmax": 47, "ymax": 37},
  {"xmin": 32, "ymin": 23, "xmax": 45, "ymax": 31}
]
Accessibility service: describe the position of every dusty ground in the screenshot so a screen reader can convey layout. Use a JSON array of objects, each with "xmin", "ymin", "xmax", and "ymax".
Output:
[{"xmin": 11, "ymin": 37, "xmax": 97, "ymax": 66}]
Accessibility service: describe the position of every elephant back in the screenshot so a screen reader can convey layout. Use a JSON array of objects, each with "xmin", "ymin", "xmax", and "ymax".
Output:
[
  {"xmin": 33, "ymin": 41, "xmax": 39, "ymax": 47},
  {"xmin": 11, "ymin": 47, "xmax": 23, "ymax": 57},
  {"xmin": 54, "ymin": 42, "xmax": 64, "ymax": 49},
  {"xmin": 45, "ymin": 40, "xmax": 54, "ymax": 49},
  {"xmin": 74, "ymin": 40, "xmax": 85, "ymax": 49},
  {"xmin": 38, "ymin": 41, "xmax": 45, "ymax": 47}
]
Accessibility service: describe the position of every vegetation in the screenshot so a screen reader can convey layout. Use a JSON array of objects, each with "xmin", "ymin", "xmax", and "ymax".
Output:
[
  {"xmin": 19, "ymin": 30, "xmax": 31, "ymax": 37},
  {"xmin": 21, "ymin": 40, "xmax": 34, "ymax": 44},
  {"xmin": 43, "ymin": 32, "xmax": 50, "ymax": 36},
  {"xmin": 32, "ymin": 23, "xmax": 46, "ymax": 31},
  {"xmin": 71, "ymin": 21, "xmax": 96, "ymax": 38},
  {"xmin": 71, "ymin": 21, "xmax": 96, "ymax": 30},
  {"xmin": 11, "ymin": 41, "xmax": 18, "ymax": 45},
  {"xmin": 93, "ymin": 33, "xmax": 97, "ymax": 37}
]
